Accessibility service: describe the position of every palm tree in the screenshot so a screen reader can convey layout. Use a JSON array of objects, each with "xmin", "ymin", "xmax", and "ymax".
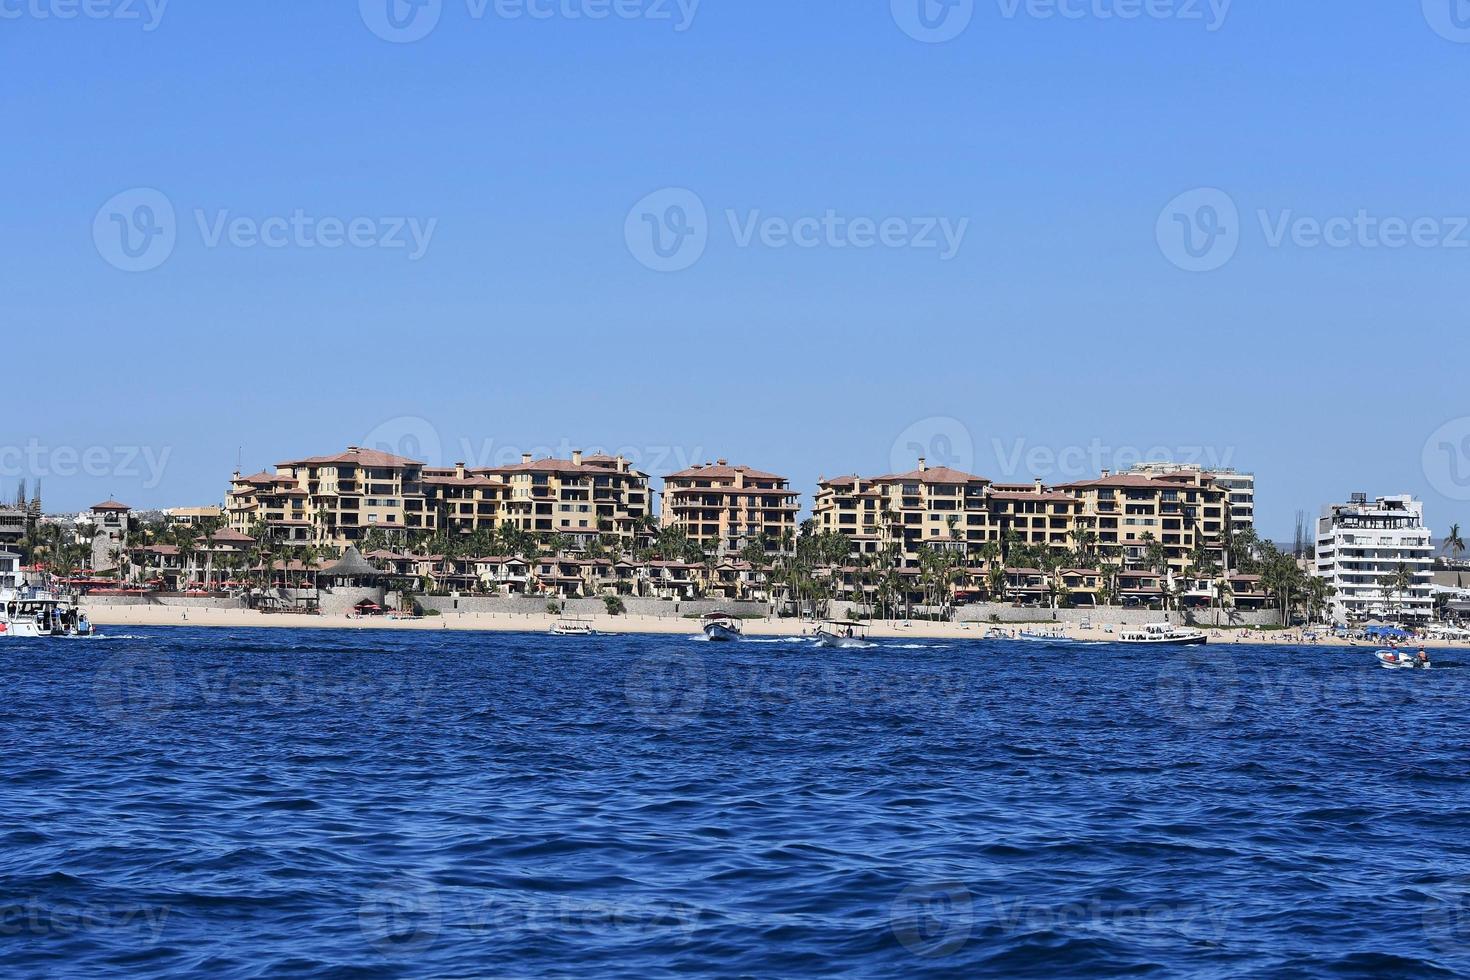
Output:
[
  {"xmin": 1444, "ymin": 523, "xmax": 1466, "ymax": 564},
  {"xmin": 1380, "ymin": 563, "xmax": 1417, "ymax": 620}
]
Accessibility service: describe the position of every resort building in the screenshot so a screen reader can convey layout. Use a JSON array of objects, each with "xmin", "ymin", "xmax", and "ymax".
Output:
[
  {"xmin": 814, "ymin": 458, "xmax": 993, "ymax": 566},
  {"xmin": 164, "ymin": 506, "xmax": 225, "ymax": 527},
  {"xmin": 1314, "ymin": 493, "xmax": 1434, "ymax": 624},
  {"xmin": 987, "ymin": 480, "xmax": 1081, "ymax": 551},
  {"xmin": 228, "ymin": 447, "xmax": 651, "ymax": 551},
  {"xmin": 660, "ymin": 461, "xmax": 799, "ymax": 556},
  {"xmin": 0, "ymin": 549, "xmax": 20, "ymax": 588},
  {"xmin": 1058, "ymin": 470, "xmax": 1229, "ymax": 575},
  {"xmin": 483, "ymin": 451, "xmax": 651, "ymax": 549},
  {"xmin": 1128, "ymin": 462, "xmax": 1255, "ymax": 534},
  {"xmin": 0, "ymin": 507, "xmax": 24, "ymax": 549},
  {"xmin": 228, "ymin": 447, "xmax": 435, "ymax": 548}
]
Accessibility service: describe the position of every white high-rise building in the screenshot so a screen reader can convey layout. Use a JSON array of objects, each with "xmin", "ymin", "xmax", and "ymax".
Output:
[
  {"xmin": 1127, "ymin": 462, "xmax": 1255, "ymax": 534},
  {"xmin": 1314, "ymin": 493, "xmax": 1434, "ymax": 625}
]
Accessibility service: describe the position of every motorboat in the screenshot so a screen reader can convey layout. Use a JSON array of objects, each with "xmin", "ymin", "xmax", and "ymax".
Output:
[
  {"xmin": 701, "ymin": 613, "xmax": 743, "ymax": 642},
  {"xmin": 810, "ymin": 620, "xmax": 873, "ymax": 649},
  {"xmin": 550, "ymin": 617, "xmax": 598, "ymax": 637},
  {"xmin": 1, "ymin": 588, "xmax": 94, "ymax": 638},
  {"xmin": 1117, "ymin": 623, "xmax": 1207, "ymax": 646},
  {"xmin": 1375, "ymin": 649, "xmax": 1431, "ymax": 670},
  {"xmin": 1019, "ymin": 629, "xmax": 1068, "ymax": 642}
]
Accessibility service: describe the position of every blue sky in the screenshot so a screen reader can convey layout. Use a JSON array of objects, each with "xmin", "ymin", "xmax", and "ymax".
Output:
[{"xmin": 5, "ymin": 1, "xmax": 1470, "ymax": 537}]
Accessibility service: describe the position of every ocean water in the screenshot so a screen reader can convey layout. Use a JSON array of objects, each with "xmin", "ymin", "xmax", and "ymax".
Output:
[{"xmin": 2, "ymin": 627, "xmax": 1468, "ymax": 978}]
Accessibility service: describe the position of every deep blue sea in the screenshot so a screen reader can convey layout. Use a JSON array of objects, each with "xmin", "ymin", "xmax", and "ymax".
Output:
[{"xmin": 2, "ymin": 627, "xmax": 1469, "ymax": 978}]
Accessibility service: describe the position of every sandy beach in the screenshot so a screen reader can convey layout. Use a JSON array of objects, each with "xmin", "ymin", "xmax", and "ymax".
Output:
[{"xmin": 77, "ymin": 602, "xmax": 1467, "ymax": 649}]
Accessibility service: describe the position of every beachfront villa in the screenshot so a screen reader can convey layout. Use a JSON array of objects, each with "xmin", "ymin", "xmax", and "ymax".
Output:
[
  {"xmin": 660, "ymin": 461, "xmax": 799, "ymax": 557},
  {"xmin": 227, "ymin": 447, "xmax": 652, "ymax": 552},
  {"xmin": 1127, "ymin": 462, "xmax": 1256, "ymax": 535},
  {"xmin": 814, "ymin": 459, "xmax": 1232, "ymax": 578},
  {"xmin": 1314, "ymin": 493, "xmax": 1435, "ymax": 625}
]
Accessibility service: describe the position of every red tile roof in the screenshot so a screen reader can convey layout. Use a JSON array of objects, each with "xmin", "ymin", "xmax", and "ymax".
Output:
[
  {"xmin": 91, "ymin": 500, "xmax": 131, "ymax": 512},
  {"xmin": 873, "ymin": 466, "xmax": 989, "ymax": 486},
  {"xmin": 278, "ymin": 447, "xmax": 422, "ymax": 468}
]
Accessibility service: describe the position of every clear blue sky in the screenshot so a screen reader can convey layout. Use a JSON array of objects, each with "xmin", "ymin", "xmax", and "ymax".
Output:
[{"xmin": 5, "ymin": 1, "xmax": 1469, "ymax": 538}]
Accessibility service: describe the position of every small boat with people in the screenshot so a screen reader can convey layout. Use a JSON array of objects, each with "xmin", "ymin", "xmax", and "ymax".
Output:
[
  {"xmin": 549, "ymin": 616, "xmax": 598, "ymax": 637},
  {"xmin": 810, "ymin": 619, "xmax": 873, "ymax": 649},
  {"xmin": 1375, "ymin": 648, "xmax": 1431, "ymax": 670},
  {"xmin": 701, "ymin": 613, "xmax": 744, "ymax": 642},
  {"xmin": 1117, "ymin": 622, "xmax": 1207, "ymax": 647},
  {"xmin": 1, "ymin": 587, "xmax": 94, "ymax": 638}
]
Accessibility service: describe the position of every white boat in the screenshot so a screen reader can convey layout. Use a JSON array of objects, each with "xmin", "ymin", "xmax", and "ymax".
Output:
[
  {"xmin": 810, "ymin": 620, "xmax": 873, "ymax": 649},
  {"xmin": 1375, "ymin": 649, "xmax": 1431, "ymax": 670},
  {"xmin": 1117, "ymin": 623, "xmax": 1207, "ymax": 646},
  {"xmin": 549, "ymin": 617, "xmax": 598, "ymax": 637},
  {"xmin": 1, "ymin": 588, "xmax": 94, "ymax": 638},
  {"xmin": 702, "ymin": 613, "xmax": 743, "ymax": 642}
]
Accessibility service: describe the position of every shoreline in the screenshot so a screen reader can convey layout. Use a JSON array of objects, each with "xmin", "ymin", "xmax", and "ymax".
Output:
[{"xmin": 78, "ymin": 604, "xmax": 1467, "ymax": 649}]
